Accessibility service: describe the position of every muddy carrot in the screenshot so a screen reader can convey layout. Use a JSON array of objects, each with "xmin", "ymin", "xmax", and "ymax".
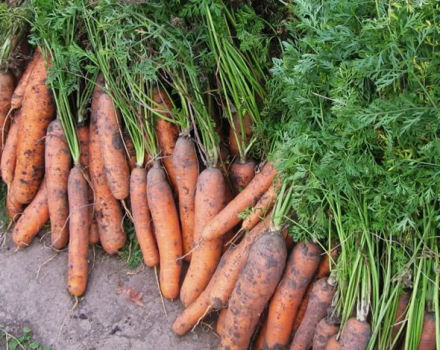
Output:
[
  {"xmin": 230, "ymin": 159, "xmax": 255, "ymax": 194},
  {"xmin": 1, "ymin": 111, "xmax": 20, "ymax": 188},
  {"xmin": 417, "ymin": 312, "xmax": 435, "ymax": 350},
  {"xmin": 242, "ymin": 182, "xmax": 278, "ymax": 231},
  {"xmin": 216, "ymin": 308, "xmax": 227, "ymax": 336},
  {"xmin": 229, "ymin": 112, "xmax": 252, "ymax": 157},
  {"xmin": 255, "ymin": 318, "xmax": 268, "ymax": 350},
  {"xmin": 6, "ymin": 190, "xmax": 23, "ymax": 221},
  {"xmin": 391, "ymin": 293, "xmax": 409, "ymax": 341},
  {"xmin": 325, "ymin": 335, "xmax": 341, "ymax": 350},
  {"xmin": 312, "ymin": 317, "xmax": 340, "ymax": 350},
  {"xmin": 339, "ymin": 317, "xmax": 371, "ymax": 350},
  {"xmin": 124, "ymin": 132, "xmax": 137, "ymax": 170},
  {"xmin": 0, "ymin": 71, "xmax": 15, "ymax": 156},
  {"xmin": 89, "ymin": 214, "xmax": 100, "ymax": 245}
]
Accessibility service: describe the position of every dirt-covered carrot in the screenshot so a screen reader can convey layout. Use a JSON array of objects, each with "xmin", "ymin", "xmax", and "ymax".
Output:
[
  {"xmin": 417, "ymin": 312, "xmax": 435, "ymax": 350},
  {"xmin": 147, "ymin": 161, "xmax": 182, "ymax": 299},
  {"xmin": 94, "ymin": 78, "xmax": 129, "ymax": 200},
  {"xmin": 255, "ymin": 318, "xmax": 268, "ymax": 350},
  {"xmin": 242, "ymin": 182, "xmax": 278, "ymax": 231},
  {"xmin": 6, "ymin": 190, "xmax": 23, "ymax": 221},
  {"xmin": 89, "ymin": 214, "xmax": 100, "ymax": 245},
  {"xmin": 67, "ymin": 166, "xmax": 90, "ymax": 297},
  {"xmin": 130, "ymin": 167, "xmax": 159, "ymax": 267},
  {"xmin": 77, "ymin": 124, "xmax": 89, "ymax": 171},
  {"xmin": 391, "ymin": 292, "xmax": 409, "ymax": 342},
  {"xmin": 339, "ymin": 317, "xmax": 371, "ymax": 350},
  {"xmin": 124, "ymin": 132, "xmax": 137, "ymax": 170},
  {"xmin": 230, "ymin": 159, "xmax": 255, "ymax": 194},
  {"xmin": 202, "ymin": 161, "xmax": 277, "ymax": 241},
  {"xmin": 0, "ymin": 71, "xmax": 15, "ymax": 156},
  {"xmin": 216, "ymin": 308, "xmax": 227, "ymax": 336},
  {"xmin": 264, "ymin": 241, "xmax": 321, "ymax": 349},
  {"xmin": 12, "ymin": 179, "xmax": 49, "ymax": 247},
  {"xmin": 312, "ymin": 316, "xmax": 340, "ymax": 350},
  {"xmin": 325, "ymin": 335, "xmax": 341, "ymax": 350},
  {"xmin": 180, "ymin": 167, "xmax": 225, "ymax": 307},
  {"xmin": 1, "ymin": 111, "xmax": 20, "ymax": 188},
  {"xmin": 219, "ymin": 231, "xmax": 287, "ymax": 350},
  {"xmin": 172, "ymin": 135, "xmax": 199, "ymax": 261},
  {"xmin": 45, "ymin": 119, "xmax": 71, "ymax": 249},
  {"xmin": 229, "ymin": 112, "xmax": 252, "ymax": 157},
  {"xmin": 153, "ymin": 87, "xmax": 179, "ymax": 189},
  {"xmin": 11, "ymin": 49, "xmax": 55, "ymax": 204}
]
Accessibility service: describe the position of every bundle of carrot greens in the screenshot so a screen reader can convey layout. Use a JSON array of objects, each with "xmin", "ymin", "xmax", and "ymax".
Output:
[{"xmin": 1, "ymin": 0, "xmax": 439, "ymax": 349}]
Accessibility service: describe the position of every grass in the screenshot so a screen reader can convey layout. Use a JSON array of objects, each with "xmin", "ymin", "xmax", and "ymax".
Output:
[{"xmin": 0, "ymin": 326, "xmax": 51, "ymax": 350}]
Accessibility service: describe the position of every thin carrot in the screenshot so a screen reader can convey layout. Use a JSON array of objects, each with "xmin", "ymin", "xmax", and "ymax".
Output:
[
  {"xmin": 312, "ymin": 317, "xmax": 340, "ymax": 350},
  {"xmin": 219, "ymin": 230, "xmax": 287, "ymax": 350},
  {"xmin": 0, "ymin": 71, "xmax": 15, "ymax": 157},
  {"xmin": 417, "ymin": 312, "xmax": 435, "ymax": 350},
  {"xmin": 124, "ymin": 132, "xmax": 137, "ymax": 170},
  {"xmin": 255, "ymin": 318, "xmax": 268, "ymax": 350},
  {"xmin": 242, "ymin": 182, "xmax": 278, "ymax": 231},
  {"xmin": 89, "ymin": 213, "xmax": 100, "ymax": 245},
  {"xmin": 216, "ymin": 308, "xmax": 227, "ymax": 336},
  {"xmin": 339, "ymin": 317, "xmax": 371, "ymax": 350},
  {"xmin": 202, "ymin": 161, "xmax": 277, "ymax": 241},
  {"xmin": 77, "ymin": 124, "xmax": 90, "ymax": 171},
  {"xmin": 230, "ymin": 159, "xmax": 255, "ymax": 194},
  {"xmin": 1, "ymin": 111, "xmax": 20, "ymax": 188},
  {"xmin": 325, "ymin": 335, "xmax": 341, "ymax": 350}
]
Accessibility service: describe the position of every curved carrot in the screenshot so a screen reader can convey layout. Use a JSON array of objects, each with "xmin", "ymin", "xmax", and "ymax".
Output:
[
  {"xmin": 67, "ymin": 166, "xmax": 90, "ymax": 297},
  {"xmin": 230, "ymin": 159, "xmax": 255, "ymax": 194},
  {"xmin": 172, "ymin": 135, "xmax": 199, "ymax": 261},
  {"xmin": 242, "ymin": 182, "xmax": 278, "ymax": 231},
  {"xmin": 339, "ymin": 317, "xmax": 371, "ymax": 350},
  {"xmin": 12, "ymin": 179, "xmax": 49, "ymax": 247},
  {"xmin": 264, "ymin": 241, "xmax": 321, "ymax": 349},
  {"xmin": 147, "ymin": 162, "xmax": 182, "ymax": 299},
  {"xmin": 220, "ymin": 231, "xmax": 287, "ymax": 350},
  {"xmin": 180, "ymin": 167, "xmax": 225, "ymax": 307},
  {"xmin": 0, "ymin": 71, "xmax": 15, "ymax": 156},
  {"xmin": 130, "ymin": 167, "xmax": 159, "ymax": 267},
  {"xmin": 202, "ymin": 161, "xmax": 277, "ymax": 241},
  {"xmin": 325, "ymin": 335, "xmax": 341, "ymax": 350},
  {"xmin": 391, "ymin": 292, "xmax": 409, "ymax": 342},
  {"xmin": 417, "ymin": 312, "xmax": 435, "ymax": 350},
  {"xmin": 1, "ymin": 111, "xmax": 21, "ymax": 188},
  {"xmin": 6, "ymin": 190, "xmax": 23, "ymax": 221},
  {"xmin": 45, "ymin": 119, "xmax": 71, "ymax": 249},
  {"xmin": 313, "ymin": 317, "xmax": 339, "ymax": 350}
]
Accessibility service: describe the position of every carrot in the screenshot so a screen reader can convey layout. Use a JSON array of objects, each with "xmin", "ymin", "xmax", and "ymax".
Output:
[
  {"xmin": 202, "ymin": 161, "xmax": 277, "ymax": 241},
  {"xmin": 255, "ymin": 318, "xmax": 268, "ymax": 350},
  {"xmin": 77, "ymin": 124, "xmax": 90, "ymax": 171},
  {"xmin": 6, "ymin": 190, "xmax": 23, "ymax": 221},
  {"xmin": 1, "ymin": 111, "xmax": 20, "ymax": 188},
  {"xmin": 221, "ymin": 179, "xmax": 235, "ymax": 251},
  {"xmin": 11, "ymin": 49, "xmax": 55, "ymax": 204},
  {"xmin": 339, "ymin": 317, "xmax": 371, "ymax": 350},
  {"xmin": 325, "ymin": 335, "xmax": 341, "ymax": 350},
  {"xmin": 230, "ymin": 159, "xmax": 256, "ymax": 194},
  {"xmin": 45, "ymin": 119, "xmax": 71, "ymax": 249},
  {"xmin": 312, "ymin": 317, "xmax": 340, "ymax": 350},
  {"xmin": 216, "ymin": 308, "xmax": 227, "ymax": 336},
  {"xmin": 89, "ymin": 214, "xmax": 100, "ymax": 245},
  {"xmin": 130, "ymin": 167, "xmax": 159, "ymax": 267},
  {"xmin": 229, "ymin": 112, "xmax": 252, "ymax": 157},
  {"xmin": 264, "ymin": 241, "xmax": 321, "ymax": 349},
  {"xmin": 94, "ymin": 79, "xmax": 129, "ymax": 200},
  {"xmin": 147, "ymin": 162, "xmax": 182, "ymax": 299},
  {"xmin": 391, "ymin": 292, "xmax": 409, "ymax": 342},
  {"xmin": 242, "ymin": 182, "xmax": 278, "ymax": 231},
  {"xmin": 219, "ymin": 230, "xmax": 287, "ymax": 350},
  {"xmin": 12, "ymin": 179, "xmax": 49, "ymax": 247},
  {"xmin": 124, "ymin": 132, "xmax": 137, "ymax": 170},
  {"xmin": 67, "ymin": 166, "xmax": 90, "ymax": 297},
  {"xmin": 89, "ymin": 108, "xmax": 125, "ymax": 254},
  {"xmin": 417, "ymin": 312, "xmax": 435, "ymax": 350},
  {"xmin": 172, "ymin": 135, "xmax": 199, "ymax": 261},
  {"xmin": 153, "ymin": 87, "xmax": 179, "ymax": 190},
  {"xmin": 180, "ymin": 167, "xmax": 225, "ymax": 307},
  {"xmin": 0, "ymin": 71, "xmax": 15, "ymax": 156},
  {"xmin": 172, "ymin": 218, "xmax": 271, "ymax": 335}
]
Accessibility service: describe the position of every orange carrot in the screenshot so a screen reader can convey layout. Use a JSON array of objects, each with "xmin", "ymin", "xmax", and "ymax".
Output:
[
  {"xmin": 124, "ymin": 132, "xmax": 137, "ymax": 170},
  {"xmin": 1, "ymin": 111, "xmax": 20, "ymax": 188},
  {"xmin": 130, "ymin": 167, "xmax": 159, "ymax": 267},
  {"xmin": 89, "ymin": 213, "xmax": 100, "ymax": 245},
  {"xmin": 147, "ymin": 162, "xmax": 182, "ymax": 299},
  {"xmin": 312, "ymin": 317, "xmax": 340, "ymax": 350},
  {"xmin": 220, "ymin": 231, "xmax": 287, "ymax": 350},
  {"xmin": 67, "ymin": 166, "xmax": 90, "ymax": 297},
  {"xmin": 216, "ymin": 308, "xmax": 228, "ymax": 336},
  {"xmin": 45, "ymin": 119, "xmax": 71, "ymax": 249},
  {"xmin": 180, "ymin": 167, "xmax": 225, "ymax": 307},
  {"xmin": 221, "ymin": 179, "xmax": 235, "ymax": 251},
  {"xmin": 202, "ymin": 161, "xmax": 277, "ymax": 241},
  {"xmin": 391, "ymin": 292, "xmax": 409, "ymax": 342},
  {"xmin": 255, "ymin": 318, "xmax": 268, "ymax": 350},
  {"xmin": 6, "ymin": 190, "xmax": 23, "ymax": 221},
  {"xmin": 12, "ymin": 179, "xmax": 49, "ymax": 247},
  {"xmin": 264, "ymin": 241, "xmax": 321, "ymax": 349},
  {"xmin": 77, "ymin": 124, "xmax": 90, "ymax": 171},
  {"xmin": 229, "ymin": 112, "xmax": 252, "ymax": 157},
  {"xmin": 417, "ymin": 312, "xmax": 435, "ymax": 350},
  {"xmin": 11, "ymin": 49, "xmax": 55, "ymax": 204},
  {"xmin": 325, "ymin": 335, "xmax": 341, "ymax": 350},
  {"xmin": 0, "ymin": 71, "xmax": 15, "ymax": 156},
  {"xmin": 230, "ymin": 159, "xmax": 255, "ymax": 194},
  {"xmin": 242, "ymin": 182, "xmax": 278, "ymax": 231},
  {"xmin": 339, "ymin": 317, "xmax": 371, "ymax": 350},
  {"xmin": 172, "ymin": 135, "xmax": 199, "ymax": 261}
]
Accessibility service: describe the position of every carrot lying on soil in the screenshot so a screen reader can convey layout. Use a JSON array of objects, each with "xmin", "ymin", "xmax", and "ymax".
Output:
[
  {"xmin": 242, "ymin": 182, "xmax": 278, "ymax": 231},
  {"xmin": 180, "ymin": 167, "xmax": 225, "ymax": 307},
  {"xmin": 130, "ymin": 167, "xmax": 159, "ymax": 267},
  {"xmin": 417, "ymin": 312, "xmax": 436, "ymax": 350},
  {"xmin": 229, "ymin": 112, "xmax": 252, "ymax": 157},
  {"xmin": 339, "ymin": 317, "xmax": 371, "ymax": 350},
  {"xmin": 312, "ymin": 316, "xmax": 340, "ymax": 350},
  {"xmin": 89, "ymin": 214, "xmax": 100, "ymax": 245},
  {"xmin": 6, "ymin": 190, "xmax": 23, "ymax": 221},
  {"xmin": 153, "ymin": 87, "xmax": 179, "ymax": 190},
  {"xmin": 202, "ymin": 161, "xmax": 277, "ymax": 241},
  {"xmin": 147, "ymin": 162, "xmax": 182, "ymax": 299},
  {"xmin": 67, "ymin": 166, "xmax": 90, "ymax": 297},
  {"xmin": 11, "ymin": 49, "xmax": 55, "ymax": 204},
  {"xmin": 0, "ymin": 71, "xmax": 15, "ymax": 155},
  {"xmin": 89, "ymin": 109, "xmax": 125, "ymax": 254},
  {"xmin": 391, "ymin": 292, "xmax": 409, "ymax": 342},
  {"xmin": 230, "ymin": 159, "xmax": 255, "ymax": 194},
  {"xmin": 325, "ymin": 335, "xmax": 341, "ymax": 350},
  {"xmin": 94, "ymin": 78, "xmax": 129, "ymax": 200},
  {"xmin": 12, "ymin": 179, "xmax": 49, "ymax": 247},
  {"xmin": 172, "ymin": 218, "xmax": 271, "ymax": 335},
  {"xmin": 216, "ymin": 308, "xmax": 227, "ymax": 336},
  {"xmin": 172, "ymin": 135, "xmax": 199, "ymax": 261},
  {"xmin": 1, "ymin": 111, "xmax": 21, "ymax": 188},
  {"xmin": 219, "ymin": 230, "xmax": 287, "ymax": 350},
  {"xmin": 264, "ymin": 241, "xmax": 321, "ymax": 349},
  {"xmin": 45, "ymin": 119, "xmax": 71, "ymax": 249}
]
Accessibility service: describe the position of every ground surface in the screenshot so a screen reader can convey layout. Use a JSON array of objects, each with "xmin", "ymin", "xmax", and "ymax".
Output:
[{"xmin": 0, "ymin": 231, "xmax": 218, "ymax": 349}]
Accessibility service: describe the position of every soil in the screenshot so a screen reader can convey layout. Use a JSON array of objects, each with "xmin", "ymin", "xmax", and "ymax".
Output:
[{"xmin": 0, "ymin": 231, "xmax": 219, "ymax": 349}]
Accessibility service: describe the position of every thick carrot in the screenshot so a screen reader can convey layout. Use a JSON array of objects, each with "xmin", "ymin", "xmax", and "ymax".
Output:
[
  {"xmin": 172, "ymin": 219, "xmax": 271, "ymax": 335},
  {"xmin": 130, "ymin": 167, "xmax": 159, "ymax": 267},
  {"xmin": 45, "ymin": 119, "xmax": 71, "ymax": 249},
  {"xmin": 219, "ymin": 230, "xmax": 287, "ymax": 350},
  {"xmin": 6, "ymin": 190, "xmax": 23, "ymax": 221},
  {"xmin": 94, "ymin": 81, "xmax": 129, "ymax": 200},
  {"xmin": 147, "ymin": 162, "xmax": 182, "ymax": 299},
  {"xmin": 264, "ymin": 241, "xmax": 321, "ymax": 349},
  {"xmin": 230, "ymin": 159, "xmax": 255, "ymax": 194},
  {"xmin": 202, "ymin": 161, "xmax": 277, "ymax": 241},
  {"xmin": 339, "ymin": 318, "xmax": 371, "ymax": 350},
  {"xmin": 216, "ymin": 308, "xmax": 227, "ymax": 336},
  {"xmin": 153, "ymin": 87, "xmax": 179, "ymax": 190},
  {"xmin": 89, "ymin": 214, "xmax": 100, "ymax": 245},
  {"xmin": 325, "ymin": 335, "xmax": 341, "ymax": 350},
  {"xmin": 12, "ymin": 179, "xmax": 49, "ymax": 247},
  {"xmin": 313, "ymin": 317, "xmax": 340, "ymax": 350},
  {"xmin": 180, "ymin": 167, "xmax": 225, "ymax": 307},
  {"xmin": 1, "ymin": 111, "xmax": 20, "ymax": 188},
  {"xmin": 391, "ymin": 292, "xmax": 409, "ymax": 341},
  {"xmin": 11, "ymin": 49, "xmax": 55, "ymax": 204},
  {"xmin": 417, "ymin": 312, "xmax": 435, "ymax": 350},
  {"xmin": 242, "ymin": 182, "xmax": 278, "ymax": 231},
  {"xmin": 89, "ymin": 108, "xmax": 125, "ymax": 254},
  {"xmin": 172, "ymin": 135, "xmax": 199, "ymax": 261},
  {"xmin": 0, "ymin": 71, "xmax": 15, "ymax": 156},
  {"xmin": 229, "ymin": 112, "xmax": 252, "ymax": 157},
  {"xmin": 67, "ymin": 166, "xmax": 90, "ymax": 297}
]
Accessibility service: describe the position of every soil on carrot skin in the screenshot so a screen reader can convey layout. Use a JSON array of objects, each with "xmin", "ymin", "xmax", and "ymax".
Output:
[{"xmin": 0, "ymin": 231, "xmax": 218, "ymax": 349}]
